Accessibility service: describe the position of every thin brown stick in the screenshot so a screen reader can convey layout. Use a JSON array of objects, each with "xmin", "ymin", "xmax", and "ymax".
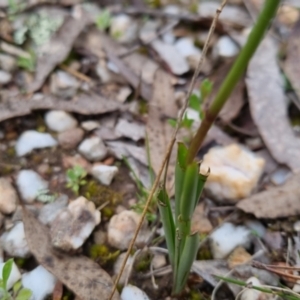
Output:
[
  {"xmin": 108, "ymin": 1, "xmax": 228, "ymax": 299},
  {"xmin": 59, "ymin": 64, "xmax": 92, "ymax": 83},
  {"xmin": 252, "ymin": 261, "xmax": 300, "ymax": 283}
]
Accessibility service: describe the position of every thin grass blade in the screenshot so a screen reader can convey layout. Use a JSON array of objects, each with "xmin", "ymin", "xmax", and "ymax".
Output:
[
  {"xmin": 174, "ymin": 233, "xmax": 199, "ymax": 294},
  {"xmin": 157, "ymin": 187, "xmax": 176, "ymax": 266}
]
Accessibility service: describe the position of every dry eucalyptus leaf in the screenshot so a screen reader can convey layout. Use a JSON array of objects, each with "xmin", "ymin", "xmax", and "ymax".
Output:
[
  {"xmin": 246, "ymin": 36, "xmax": 300, "ymax": 172},
  {"xmin": 237, "ymin": 173, "xmax": 300, "ymax": 219},
  {"xmin": 146, "ymin": 69, "xmax": 178, "ymax": 194},
  {"xmin": 27, "ymin": 12, "xmax": 91, "ymax": 93},
  {"xmin": 0, "ymin": 93, "xmax": 120, "ymax": 122},
  {"xmin": 22, "ymin": 207, "xmax": 120, "ymax": 300},
  {"xmin": 99, "ymin": 33, "xmax": 153, "ymax": 101},
  {"xmin": 79, "ymin": 30, "xmax": 155, "ymax": 100},
  {"xmin": 284, "ymin": 17, "xmax": 300, "ymax": 100}
]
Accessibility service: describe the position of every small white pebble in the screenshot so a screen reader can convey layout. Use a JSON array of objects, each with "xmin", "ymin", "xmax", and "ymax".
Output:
[
  {"xmin": 240, "ymin": 277, "xmax": 263, "ymax": 300},
  {"xmin": 22, "ymin": 266, "xmax": 57, "ymax": 300},
  {"xmin": 78, "ymin": 136, "xmax": 108, "ymax": 161},
  {"xmin": 45, "ymin": 110, "xmax": 77, "ymax": 132},
  {"xmin": 81, "ymin": 120, "xmax": 100, "ymax": 131},
  {"xmin": 1, "ymin": 222, "xmax": 30, "ymax": 258},
  {"xmin": 16, "ymin": 170, "xmax": 48, "ymax": 203},
  {"xmin": 210, "ymin": 222, "xmax": 251, "ymax": 259},
  {"xmin": 121, "ymin": 285, "xmax": 150, "ymax": 300},
  {"xmin": 16, "ymin": 130, "xmax": 57, "ymax": 157},
  {"xmin": 92, "ymin": 164, "xmax": 118, "ymax": 185},
  {"xmin": 213, "ymin": 35, "xmax": 239, "ymax": 58}
]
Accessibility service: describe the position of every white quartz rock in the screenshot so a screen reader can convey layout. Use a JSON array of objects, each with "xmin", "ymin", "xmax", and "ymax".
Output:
[
  {"xmin": 78, "ymin": 136, "xmax": 108, "ymax": 161},
  {"xmin": 110, "ymin": 15, "xmax": 139, "ymax": 44},
  {"xmin": 50, "ymin": 196, "xmax": 101, "ymax": 251},
  {"xmin": 209, "ymin": 222, "xmax": 251, "ymax": 259},
  {"xmin": 121, "ymin": 285, "xmax": 150, "ymax": 300},
  {"xmin": 92, "ymin": 164, "xmax": 118, "ymax": 186},
  {"xmin": 16, "ymin": 130, "xmax": 57, "ymax": 156},
  {"xmin": 16, "ymin": 170, "xmax": 48, "ymax": 203},
  {"xmin": 50, "ymin": 70, "xmax": 80, "ymax": 99},
  {"xmin": 175, "ymin": 37, "xmax": 202, "ymax": 57},
  {"xmin": 81, "ymin": 120, "xmax": 100, "ymax": 131},
  {"xmin": 108, "ymin": 210, "xmax": 151, "ymax": 250},
  {"xmin": 240, "ymin": 277, "xmax": 263, "ymax": 300},
  {"xmin": 0, "ymin": 69, "xmax": 12, "ymax": 84},
  {"xmin": 45, "ymin": 110, "xmax": 77, "ymax": 132},
  {"xmin": 0, "ymin": 261, "xmax": 21, "ymax": 290},
  {"xmin": 22, "ymin": 266, "xmax": 57, "ymax": 300},
  {"xmin": 1, "ymin": 222, "xmax": 30, "ymax": 258},
  {"xmin": 201, "ymin": 144, "xmax": 265, "ymax": 203},
  {"xmin": 0, "ymin": 178, "xmax": 18, "ymax": 214},
  {"xmin": 213, "ymin": 35, "xmax": 239, "ymax": 59},
  {"xmin": 151, "ymin": 39, "xmax": 189, "ymax": 75}
]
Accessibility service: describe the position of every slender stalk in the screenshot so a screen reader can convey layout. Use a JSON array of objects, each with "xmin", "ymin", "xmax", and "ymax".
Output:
[
  {"xmin": 109, "ymin": 2, "xmax": 227, "ymax": 299},
  {"xmin": 186, "ymin": 0, "xmax": 281, "ymax": 164}
]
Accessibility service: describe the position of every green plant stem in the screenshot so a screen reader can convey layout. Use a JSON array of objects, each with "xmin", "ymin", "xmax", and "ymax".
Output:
[{"xmin": 186, "ymin": 0, "xmax": 281, "ymax": 164}]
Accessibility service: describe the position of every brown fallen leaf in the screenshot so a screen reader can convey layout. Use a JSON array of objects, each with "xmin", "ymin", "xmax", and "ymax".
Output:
[
  {"xmin": 207, "ymin": 60, "xmax": 244, "ymax": 123},
  {"xmin": 104, "ymin": 49, "xmax": 153, "ymax": 101},
  {"xmin": 27, "ymin": 10, "xmax": 91, "ymax": 93},
  {"xmin": 80, "ymin": 30, "xmax": 154, "ymax": 101},
  {"xmin": 246, "ymin": 36, "xmax": 300, "ymax": 172},
  {"xmin": 146, "ymin": 69, "xmax": 178, "ymax": 194},
  {"xmin": 284, "ymin": 17, "xmax": 300, "ymax": 100},
  {"xmin": 22, "ymin": 207, "xmax": 120, "ymax": 300},
  {"xmin": 237, "ymin": 173, "xmax": 300, "ymax": 219},
  {"xmin": 0, "ymin": 92, "xmax": 120, "ymax": 123}
]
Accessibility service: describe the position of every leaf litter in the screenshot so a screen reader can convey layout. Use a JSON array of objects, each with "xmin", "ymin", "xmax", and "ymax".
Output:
[
  {"xmin": 1, "ymin": 0, "xmax": 300, "ymax": 299},
  {"xmin": 284, "ymin": 17, "xmax": 300, "ymax": 100},
  {"xmin": 246, "ymin": 36, "xmax": 300, "ymax": 172},
  {"xmin": 237, "ymin": 172, "xmax": 300, "ymax": 219},
  {"xmin": 27, "ymin": 7, "xmax": 92, "ymax": 93},
  {"xmin": 0, "ymin": 92, "xmax": 120, "ymax": 123},
  {"xmin": 146, "ymin": 69, "xmax": 178, "ymax": 194}
]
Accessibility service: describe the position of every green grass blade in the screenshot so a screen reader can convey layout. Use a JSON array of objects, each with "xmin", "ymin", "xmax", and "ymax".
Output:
[
  {"xmin": 157, "ymin": 187, "xmax": 176, "ymax": 267},
  {"xmin": 194, "ymin": 169, "xmax": 209, "ymax": 210},
  {"xmin": 177, "ymin": 143, "xmax": 188, "ymax": 169},
  {"xmin": 176, "ymin": 163, "xmax": 199, "ymax": 255},
  {"xmin": 175, "ymin": 142, "xmax": 189, "ymax": 221},
  {"xmin": 174, "ymin": 233, "xmax": 199, "ymax": 294},
  {"xmin": 175, "ymin": 160, "xmax": 185, "ymax": 223},
  {"xmin": 179, "ymin": 162, "xmax": 199, "ymax": 224}
]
